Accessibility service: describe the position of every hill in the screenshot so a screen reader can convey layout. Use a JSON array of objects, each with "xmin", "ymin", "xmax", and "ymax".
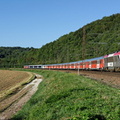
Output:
[
  {"xmin": 0, "ymin": 13, "xmax": 120, "ymax": 67},
  {"xmin": 0, "ymin": 47, "xmax": 34, "ymax": 68},
  {"xmin": 26, "ymin": 13, "xmax": 120, "ymax": 65}
]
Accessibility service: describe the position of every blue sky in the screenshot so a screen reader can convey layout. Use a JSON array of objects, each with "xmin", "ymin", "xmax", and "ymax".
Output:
[{"xmin": 0, "ymin": 0, "xmax": 120, "ymax": 48}]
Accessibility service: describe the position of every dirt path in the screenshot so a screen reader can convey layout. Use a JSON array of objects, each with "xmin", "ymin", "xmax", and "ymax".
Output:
[{"xmin": 0, "ymin": 74, "xmax": 43, "ymax": 120}]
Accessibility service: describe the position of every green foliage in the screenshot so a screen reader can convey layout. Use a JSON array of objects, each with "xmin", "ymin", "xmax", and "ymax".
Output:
[
  {"xmin": 12, "ymin": 69, "xmax": 120, "ymax": 120},
  {"xmin": 0, "ymin": 47, "xmax": 34, "ymax": 68}
]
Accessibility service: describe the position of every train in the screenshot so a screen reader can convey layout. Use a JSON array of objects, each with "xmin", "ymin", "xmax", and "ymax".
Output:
[{"xmin": 24, "ymin": 51, "xmax": 120, "ymax": 72}]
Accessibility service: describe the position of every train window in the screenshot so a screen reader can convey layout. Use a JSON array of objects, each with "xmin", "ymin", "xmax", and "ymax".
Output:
[
  {"xmin": 91, "ymin": 61, "xmax": 97, "ymax": 64},
  {"xmin": 107, "ymin": 57, "xmax": 114, "ymax": 62},
  {"xmin": 113, "ymin": 56, "xmax": 119, "ymax": 62},
  {"xmin": 86, "ymin": 62, "xmax": 89, "ymax": 65},
  {"xmin": 100, "ymin": 60, "xmax": 103, "ymax": 64}
]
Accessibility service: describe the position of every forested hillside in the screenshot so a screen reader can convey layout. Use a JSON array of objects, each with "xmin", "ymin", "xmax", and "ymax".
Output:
[
  {"xmin": 0, "ymin": 47, "xmax": 34, "ymax": 68},
  {"xmin": 0, "ymin": 13, "xmax": 120, "ymax": 67},
  {"xmin": 27, "ymin": 13, "xmax": 120, "ymax": 65}
]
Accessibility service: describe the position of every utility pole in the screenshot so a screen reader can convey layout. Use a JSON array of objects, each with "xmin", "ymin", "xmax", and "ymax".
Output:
[
  {"xmin": 82, "ymin": 26, "xmax": 86, "ymax": 60},
  {"xmin": 78, "ymin": 63, "xmax": 80, "ymax": 75}
]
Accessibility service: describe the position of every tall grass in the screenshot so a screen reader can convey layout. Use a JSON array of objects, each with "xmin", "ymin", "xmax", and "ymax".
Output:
[{"xmin": 12, "ymin": 69, "xmax": 120, "ymax": 120}]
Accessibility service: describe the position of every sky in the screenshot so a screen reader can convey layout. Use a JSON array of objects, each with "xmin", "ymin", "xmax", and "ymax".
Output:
[{"xmin": 0, "ymin": 0, "xmax": 120, "ymax": 48}]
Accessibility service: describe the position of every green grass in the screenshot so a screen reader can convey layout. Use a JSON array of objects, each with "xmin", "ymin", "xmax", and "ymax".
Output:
[{"xmin": 12, "ymin": 69, "xmax": 120, "ymax": 120}]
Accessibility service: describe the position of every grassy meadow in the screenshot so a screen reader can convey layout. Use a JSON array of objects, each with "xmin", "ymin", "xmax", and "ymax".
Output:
[{"xmin": 12, "ymin": 69, "xmax": 120, "ymax": 120}]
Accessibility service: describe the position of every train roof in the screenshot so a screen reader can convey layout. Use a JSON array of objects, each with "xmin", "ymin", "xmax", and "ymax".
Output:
[
  {"xmin": 44, "ymin": 56, "xmax": 104, "ymax": 66},
  {"xmin": 84, "ymin": 56, "xmax": 104, "ymax": 62},
  {"xmin": 104, "ymin": 51, "xmax": 120, "ymax": 58},
  {"xmin": 24, "ymin": 64, "xmax": 43, "ymax": 66}
]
